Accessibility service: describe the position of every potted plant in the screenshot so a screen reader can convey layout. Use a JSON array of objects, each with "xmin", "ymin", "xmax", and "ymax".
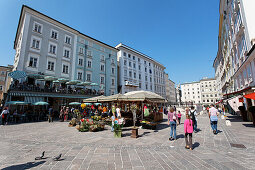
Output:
[
  {"xmin": 69, "ymin": 118, "xmax": 77, "ymax": 127},
  {"xmin": 248, "ymin": 106, "xmax": 255, "ymax": 126},
  {"xmin": 113, "ymin": 118, "xmax": 124, "ymax": 138},
  {"xmin": 238, "ymin": 106, "xmax": 247, "ymax": 121},
  {"xmin": 78, "ymin": 118, "xmax": 90, "ymax": 132}
]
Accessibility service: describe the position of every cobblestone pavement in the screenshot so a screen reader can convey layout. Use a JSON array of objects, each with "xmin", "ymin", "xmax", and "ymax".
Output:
[{"xmin": 0, "ymin": 113, "xmax": 255, "ymax": 170}]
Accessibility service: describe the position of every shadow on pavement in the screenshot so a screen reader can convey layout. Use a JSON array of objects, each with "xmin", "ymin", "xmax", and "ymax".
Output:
[
  {"xmin": 193, "ymin": 142, "xmax": 200, "ymax": 149},
  {"xmin": 242, "ymin": 124, "xmax": 255, "ymax": 128},
  {"xmin": 2, "ymin": 161, "xmax": 46, "ymax": 170},
  {"xmin": 139, "ymin": 131, "xmax": 151, "ymax": 137},
  {"xmin": 156, "ymin": 123, "xmax": 169, "ymax": 131},
  {"xmin": 176, "ymin": 134, "xmax": 184, "ymax": 139}
]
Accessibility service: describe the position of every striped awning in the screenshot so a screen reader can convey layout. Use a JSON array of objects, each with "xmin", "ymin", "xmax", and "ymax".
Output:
[
  {"xmin": 8, "ymin": 70, "xmax": 27, "ymax": 79},
  {"xmin": 24, "ymin": 96, "xmax": 44, "ymax": 104}
]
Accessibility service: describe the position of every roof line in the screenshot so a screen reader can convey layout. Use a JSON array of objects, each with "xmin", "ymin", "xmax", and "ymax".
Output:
[
  {"xmin": 116, "ymin": 43, "xmax": 165, "ymax": 69},
  {"xmin": 14, "ymin": 5, "xmax": 118, "ymax": 51}
]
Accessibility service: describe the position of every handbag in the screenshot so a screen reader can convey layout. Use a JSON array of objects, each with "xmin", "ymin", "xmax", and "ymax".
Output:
[{"xmin": 172, "ymin": 113, "xmax": 176, "ymax": 121}]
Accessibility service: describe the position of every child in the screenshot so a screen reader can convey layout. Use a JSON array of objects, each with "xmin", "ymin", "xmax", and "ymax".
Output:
[
  {"xmin": 177, "ymin": 111, "xmax": 182, "ymax": 125},
  {"xmin": 184, "ymin": 114, "xmax": 193, "ymax": 150}
]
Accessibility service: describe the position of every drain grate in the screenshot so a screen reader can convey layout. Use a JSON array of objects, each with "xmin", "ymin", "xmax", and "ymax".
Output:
[{"xmin": 230, "ymin": 143, "xmax": 246, "ymax": 149}]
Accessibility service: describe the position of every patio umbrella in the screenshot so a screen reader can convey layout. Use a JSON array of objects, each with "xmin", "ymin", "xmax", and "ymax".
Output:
[
  {"xmin": 58, "ymin": 78, "xmax": 69, "ymax": 83},
  {"xmin": 123, "ymin": 90, "xmax": 165, "ymax": 102},
  {"xmin": 8, "ymin": 71, "xmax": 27, "ymax": 80},
  {"xmin": 53, "ymin": 80, "xmax": 60, "ymax": 83},
  {"xmin": 94, "ymin": 103, "xmax": 101, "ymax": 106},
  {"xmin": 83, "ymin": 95, "xmax": 106, "ymax": 103},
  {"xmin": 98, "ymin": 93, "xmax": 127, "ymax": 102},
  {"xmin": 32, "ymin": 101, "xmax": 49, "ymax": 105},
  {"xmin": 69, "ymin": 102, "xmax": 82, "ymax": 105},
  {"xmin": 27, "ymin": 74, "xmax": 44, "ymax": 79},
  {"xmin": 66, "ymin": 80, "xmax": 81, "ymax": 85},
  {"xmin": 90, "ymin": 83, "xmax": 98, "ymax": 86},
  {"xmin": 44, "ymin": 76, "xmax": 57, "ymax": 81},
  {"xmin": 84, "ymin": 103, "xmax": 92, "ymax": 105},
  {"xmin": 37, "ymin": 79, "xmax": 45, "ymax": 81},
  {"xmin": 7, "ymin": 101, "xmax": 30, "ymax": 105},
  {"xmin": 77, "ymin": 81, "xmax": 91, "ymax": 86}
]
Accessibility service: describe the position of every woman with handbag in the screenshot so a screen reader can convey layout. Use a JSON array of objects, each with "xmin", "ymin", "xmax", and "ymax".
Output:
[{"xmin": 168, "ymin": 107, "xmax": 177, "ymax": 141}]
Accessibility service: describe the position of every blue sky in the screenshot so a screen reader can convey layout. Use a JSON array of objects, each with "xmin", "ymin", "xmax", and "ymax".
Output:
[{"xmin": 0, "ymin": 0, "xmax": 219, "ymax": 84}]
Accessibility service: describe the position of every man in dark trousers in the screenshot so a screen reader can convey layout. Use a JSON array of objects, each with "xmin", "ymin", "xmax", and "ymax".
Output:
[{"xmin": 48, "ymin": 106, "xmax": 54, "ymax": 123}]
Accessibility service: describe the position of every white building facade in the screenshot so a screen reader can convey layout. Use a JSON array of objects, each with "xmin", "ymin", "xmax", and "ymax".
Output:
[
  {"xmin": 181, "ymin": 82, "xmax": 201, "ymax": 104},
  {"xmin": 213, "ymin": 0, "xmax": 255, "ymax": 99},
  {"xmin": 200, "ymin": 78, "xmax": 218, "ymax": 104},
  {"xmin": 116, "ymin": 43, "xmax": 166, "ymax": 97}
]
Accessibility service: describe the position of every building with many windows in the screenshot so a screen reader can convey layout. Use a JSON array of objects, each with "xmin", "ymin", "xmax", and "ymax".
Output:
[
  {"xmin": 164, "ymin": 73, "xmax": 176, "ymax": 104},
  {"xmin": 213, "ymin": 0, "xmax": 255, "ymax": 98},
  {"xmin": 181, "ymin": 81, "xmax": 201, "ymax": 104},
  {"xmin": 9, "ymin": 5, "xmax": 118, "ymax": 108},
  {"xmin": 116, "ymin": 43, "xmax": 166, "ymax": 97},
  {"xmin": 200, "ymin": 78, "xmax": 218, "ymax": 104}
]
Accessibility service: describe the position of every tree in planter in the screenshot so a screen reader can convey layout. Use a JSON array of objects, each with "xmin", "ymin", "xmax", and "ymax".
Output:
[
  {"xmin": 248, "ymin": 106, "xmax": 255, "ymax": 126},
  {"xmin": 238, "ymin": 106, "xmax": 248, "ymax": 121},
  {"xmin": 130, "ymin": 103, "xmax": 139, "ymax": 138}
]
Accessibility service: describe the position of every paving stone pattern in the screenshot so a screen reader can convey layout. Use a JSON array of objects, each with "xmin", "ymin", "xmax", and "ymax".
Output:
[{"xmin": 0, "ymin": 113, "xmax": 255, "ymax": 170}]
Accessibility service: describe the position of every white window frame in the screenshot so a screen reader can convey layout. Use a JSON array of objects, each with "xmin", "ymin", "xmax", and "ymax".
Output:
[
  {"xmin": 33, "ymin": 21, "xmax": 42, "ymax": 34},
  {"xmin": 111, "ymin": 78, "xmax": 115, "ymax": 86},
  {"xmin": 63, "ymin": 47, "xmax": 71, "ymax": 58},
  {"xmin": 87, "ymin": 59, "xmax": 92, "ymax": 68},
  {"xmin": 101, "ymin": 55, "xmax": 105, "ymax": 61},
  {"xmin": 79, "ymin": 47, "xmax": 84, "ymax": 55},
  {"xmin": 64, "ymin": 35, "xmax": 71, "ymax": 45},
  {"xmin": 78, "ymin": 57, "xmax": 83, "ymax": 66},
  {"xmin": 86, "ymin": 72, "xmax": 92, "ymax": 82},
  {"xmin": 50, "ymin": 29, "xmax": 58, "ymax": 40},
  {"xmin": 100, "ymin": 64, "xmax": 105, "ymax": 72},
  {"xmin": 47, "ymin": 61, "xmax": 55, "ymax": 71},
  {"xmin": 100, "ymin": 75, "xmax": 105, "ymax": 84},
  {"xmin": 87, "ymin": 50, "xmax": 92, "ymax": 57},
  {"xmin": 77, "ymin": 72, "xmax": 83, "ymax": 80},
  {"xmin": 48, "ymin": 42, "xmax": 57, "ymax": 56},
  {"xmin": 30, "ymin": 36, "xmax": 41, "ymax": 51},
  {"xmin": 28, "ymin": 56, "xmax": 38, "ymax": 68},
  {"xmin": 62, "ymin": 64, "xmax": 69, "ymax": 74}
]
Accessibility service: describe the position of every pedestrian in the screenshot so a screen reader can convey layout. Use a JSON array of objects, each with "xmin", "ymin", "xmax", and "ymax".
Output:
[
  {"xmin": 59, "ymin": 106, "xmax": 64, "ymax": 122},
  {"xmin": 209, "ymin": 104, "xmax": 219, "ymax": 134},
  {"xmin": 1, "ymin": 107, "xmax": 9, "ymax": 125},
  {"xmin": 64, "ymin": 107, "xmax": 69, "ymax": 121},
  {"xmin": 168, "ymin": 107, "xmax": 177, "ymax": 141},
  {"xmin": 177, "ymin": 111, "xmax": 182, "ymax": 125},
  {"xmin": 111, "ymin": 112, "xmax": 115, "ymax": 132},
  {"xmin": 189, "ymin": 106, "xmax": 198, "ymax": 132},
  {"xmin": 184, "ymin": 114, "xmax": 193, "ymax": 150},
  {"xmin": 48, "ymin": 106, "xmax": 54, "ymax": 123}
]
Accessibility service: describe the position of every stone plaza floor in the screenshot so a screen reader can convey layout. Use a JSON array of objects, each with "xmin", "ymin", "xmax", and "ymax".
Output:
[{"xmin": 0, "ymin": 113, "xmax": 255, "ymax": 170}]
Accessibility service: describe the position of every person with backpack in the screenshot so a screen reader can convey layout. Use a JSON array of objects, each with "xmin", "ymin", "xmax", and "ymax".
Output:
[
  {"xmin": 184, "ymin": 114, "xmax": 193, "ymax": 150},
  {"xmin": 1, "ymin": 107, "xmax": 9, "ymax": 125},
  {"xmin": 168, "ymin": 107, "xmax": 177, "ymax": 141},
  {"xmin": 189, "ymin": 106, "xmax": 198, "ymax": 132}
]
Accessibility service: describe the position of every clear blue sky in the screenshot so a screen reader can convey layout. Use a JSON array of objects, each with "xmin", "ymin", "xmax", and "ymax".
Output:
[{"xmin": 0, "ymin": 0, "xmax": 219, "ymax": 85}]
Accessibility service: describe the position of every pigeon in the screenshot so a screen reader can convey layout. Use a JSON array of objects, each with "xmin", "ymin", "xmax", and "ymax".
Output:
[
  {"xmin": 35, "ymin": 151, "xmax": 45, "ymax": 160},
  {"xmin": 53, "ymin": 154, "xmax": 62, "ymax": 161}
]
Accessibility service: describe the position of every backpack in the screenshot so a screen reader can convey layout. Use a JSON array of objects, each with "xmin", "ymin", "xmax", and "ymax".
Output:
[
  {"xmin": 190, "ymin": 110, "xmax": 196, "ymax": 121},
  {"xmin": 164, "ymin": 107, "xmax": 167, "ymax": 115}
]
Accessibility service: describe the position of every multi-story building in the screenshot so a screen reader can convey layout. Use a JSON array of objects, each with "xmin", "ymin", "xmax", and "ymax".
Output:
[
  {"xmin": 175, "ymin": 85, "xmax": 181, "ymax": 105},
  {"xmin": 168, "ymin": 79, "xmax": 176, "ymax": 104},
  {"xmin": 213, "ymin": 0, "xmax": 255, "ymax": 99},
  {"xmin": 200, "ymin": 78, "xmax": 218, "ymax": 104},
  {"xmin": 116, "ymin": 43, "xmax": 166, "ymax": 97},
  {"xmin": 181, "ymin": 82, "xmax": 201, "ymax": 104},
  {"xmin": 165, "ymin": 73, "xmax": 171, "ymax": 101},
  {"xmin": 0, "ymin": 65, "xmax": 13, "ymax": 105},
  {"xmin": 181, "ymin": 78, "xmax": 218, "ymax": 105},
  {"xmin": 9, "ymin": 5, "xmax": 118, "ymax": 108}
]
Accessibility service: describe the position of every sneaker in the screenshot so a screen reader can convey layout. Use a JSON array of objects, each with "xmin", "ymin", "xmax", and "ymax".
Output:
[
  {"xmin": 190, "ymin": 148, "xmax": 193, "ymax": 150},
  {"xmin": 169, "ymin": 137, "xmax": 172, "ymax": 141},
  {"xmin": 213, "ymin": 130, "xmax": 216, "ymax": 134},
  {"xmin": 185, "ymin": 146, "xmax": 189, "ymax": 149}
]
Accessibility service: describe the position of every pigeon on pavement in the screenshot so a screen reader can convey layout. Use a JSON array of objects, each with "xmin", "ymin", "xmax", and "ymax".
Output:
[
  {"xmin": 35, "ymin": 151, "xmax": 45, "ymax": 160},
  {"xmin": 53, "ymin": 154, "xmax": 62, "ymax": 161}
]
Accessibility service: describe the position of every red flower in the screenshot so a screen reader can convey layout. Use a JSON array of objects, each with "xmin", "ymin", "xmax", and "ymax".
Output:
[
  {"xmin": 81, "ymin": 118, "xmax": 84, "ymax": 122},
  {"xmin": 86, "ymin": 119, "xmax": 89, "ymax": 122}
]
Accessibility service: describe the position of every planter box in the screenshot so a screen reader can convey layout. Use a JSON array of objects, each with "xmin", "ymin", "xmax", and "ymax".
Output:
[
  {"xmin": 114, "ymin": 130, "xmax": 122, "ymax": 138},
  {"xmin": 131, "ymin": 128, "xmax": 138, "ymax": 138}
]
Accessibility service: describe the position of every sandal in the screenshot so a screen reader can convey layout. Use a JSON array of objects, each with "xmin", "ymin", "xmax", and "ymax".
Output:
[{"xmin": 185, "ymin": 146, "xmax": 189, "ymax": 149}]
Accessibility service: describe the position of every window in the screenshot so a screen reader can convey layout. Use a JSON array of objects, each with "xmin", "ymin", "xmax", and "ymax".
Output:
[
  {"xmin": 79, "ymin": 47, "xmax": 84, "ymax": 54},
  {"xmin": 28, "ymin": 57, "xmax": 37, "ymax": 68},
  {"xmin": 150, "ymin": 77, "xmax": 152, "ymax": 82},
  {"xmin": 145, "ymin": 67, "xmax": 147, "ymax": 72},
  {"xmin": 149, "ymin": 63, "xmax": 151, "ymax": 66},
  {"xmin": 111, "ymin": 67, "xmax": 114, "ymax": 74},
  {"xmin": 138, "ymin": 58, "xmax": 140, "ymax": 62},
  {"xmin": 139, "ymin": 83, "xmax": 141, "ymax": 88},
  {"xmin": 129, "ymin": 62, "xmax": 132, "ymax": 67},
  {"xmin": 133, "ymin": 56, "xmax": 135, "ymax": 60},
  {"xmin": 139, "ymin": 74, "xmax": 141, "ymax": 80},
  {"xmin": 145, "ymin": 76, "xmax": 147, "ymax": 81},
  {"xmin": 87, "ymin": 60, "xmax": 92, "ymax": 68},
  {"xmin": 123, "ymin": 52, "xmax": 126, "ymax": 56},
  {"xmin": 144, "ymin": 61, "xmax": 146, "ymax": 64},
  {"xmin": 133, "ymin": 63, "xmax": 136, "ymax": 68},
  {"xmin": 124, "ymin": 70, "xmax": 127, "ymax": 76},
  {"xmin": 87, "ymin": 50, "xmax": 92, "ymax": 56},
  {"xmin": 138, "ymin": 65, "xmax": 141, "ymax": 70},
  {"xmin": 207, "ymin": 100, "xmax": 209, "ymax": 102},
  {"xmin": 65, "ymin": 35, "xmax": 71, "ymax": 44},
  {"xmin": 100, "ymin": 76, "xmax": 104, "ymax": 84},
  {"xmin": 33, "ymin": 22, "xmax": 42, "ymax": 33},
  {"xmin": 210, "ymin": 94, "xmax": 213, "ymax": 97},
  {"xmin": 129, "ymin": 71, "xmax": 132, "ymax": 77},
  {"xmin": 211, "ymin": 100, "xmax": 213, "ymax": 102},
  {"xmin": 64, "ymin": 49, "xmax": 70, "ymax": 58},
  {"xmin": 101, "ymin": 55, "xmax": 105, "ymax": 61},
  {"xmin": 62, "ymin": 65, "xmax": 68, "ymax": 74},
  {"xmin": 49, "ymin": 44, "xmax": 56, "ymax": 54},
  {"xmin": 87, "ymin": 73, "xmax": 91, "ymax": 81},
  {"xmin": 112, "ymin": 79, "xmax": 115, "ymax": 86},
  {"xmin": 100, "ymin": 64, "xmax": 105, "ymax": 71},
  {"xmin": 32, "ymin": 39, "xmax": 40, "ymax": 49},
  {"xmin": 146, "ymin": 84, "xmax": 148, "ymax": 90},
  {"xmin": 124, "ymin": 60, "xmax": 127, "ymax": 65},
  {"xmin": 215, "ymin": 94, "xmax": 217, "ymax": 97},
  {"xmin": 149, "ymin": 69, "xmax": 152, "ymax": 74},
  {"xmin": 51, "ymin": 30, "xmax": 58, "ymax": 39},
  {"xmin": 78, "ymin": 58, "xmax": 83, "ymax": 66},
  {"xmin": 1, "ymin": 71, "xmax": 5, "ymax": 75},
  {"xmin": 77, "ymin": 72, "xmax": 82, "ymax": 80},
  {"xmin": 134, "ymin": 72, "xmax": 136, "ymax": 78},
  {"xmin": 111, "ymin": 58, "xmax": 115, "ymax": 64},
  {"xmin": 47, "ymin": 61, "xmax": 54, "ymax": 71},
  {"xmin": 128, "ymin": 54, "xmax": 131, "ymax": 58}
]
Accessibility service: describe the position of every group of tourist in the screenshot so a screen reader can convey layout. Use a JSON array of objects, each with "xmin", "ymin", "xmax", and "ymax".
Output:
[{"xmin": 167, "ymin": 104, "xmax": 220, "ymax": 150}]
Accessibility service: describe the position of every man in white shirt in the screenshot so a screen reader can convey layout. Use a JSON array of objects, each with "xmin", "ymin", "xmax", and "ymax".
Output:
[{"xmin": 209, "ymin": 104, "xmax": 219, "ymax": 134}]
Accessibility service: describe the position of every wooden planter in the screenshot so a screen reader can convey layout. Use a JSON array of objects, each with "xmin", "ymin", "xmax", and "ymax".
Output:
[{"xmin": 131, "ymin": 127, "xmax": 138, "ymax": 138}]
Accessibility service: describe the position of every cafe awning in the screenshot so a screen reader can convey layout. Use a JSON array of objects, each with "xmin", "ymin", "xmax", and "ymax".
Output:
[{"xmin": 244, "ymin": 92, "xmax": 255, "ymax": 100}]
